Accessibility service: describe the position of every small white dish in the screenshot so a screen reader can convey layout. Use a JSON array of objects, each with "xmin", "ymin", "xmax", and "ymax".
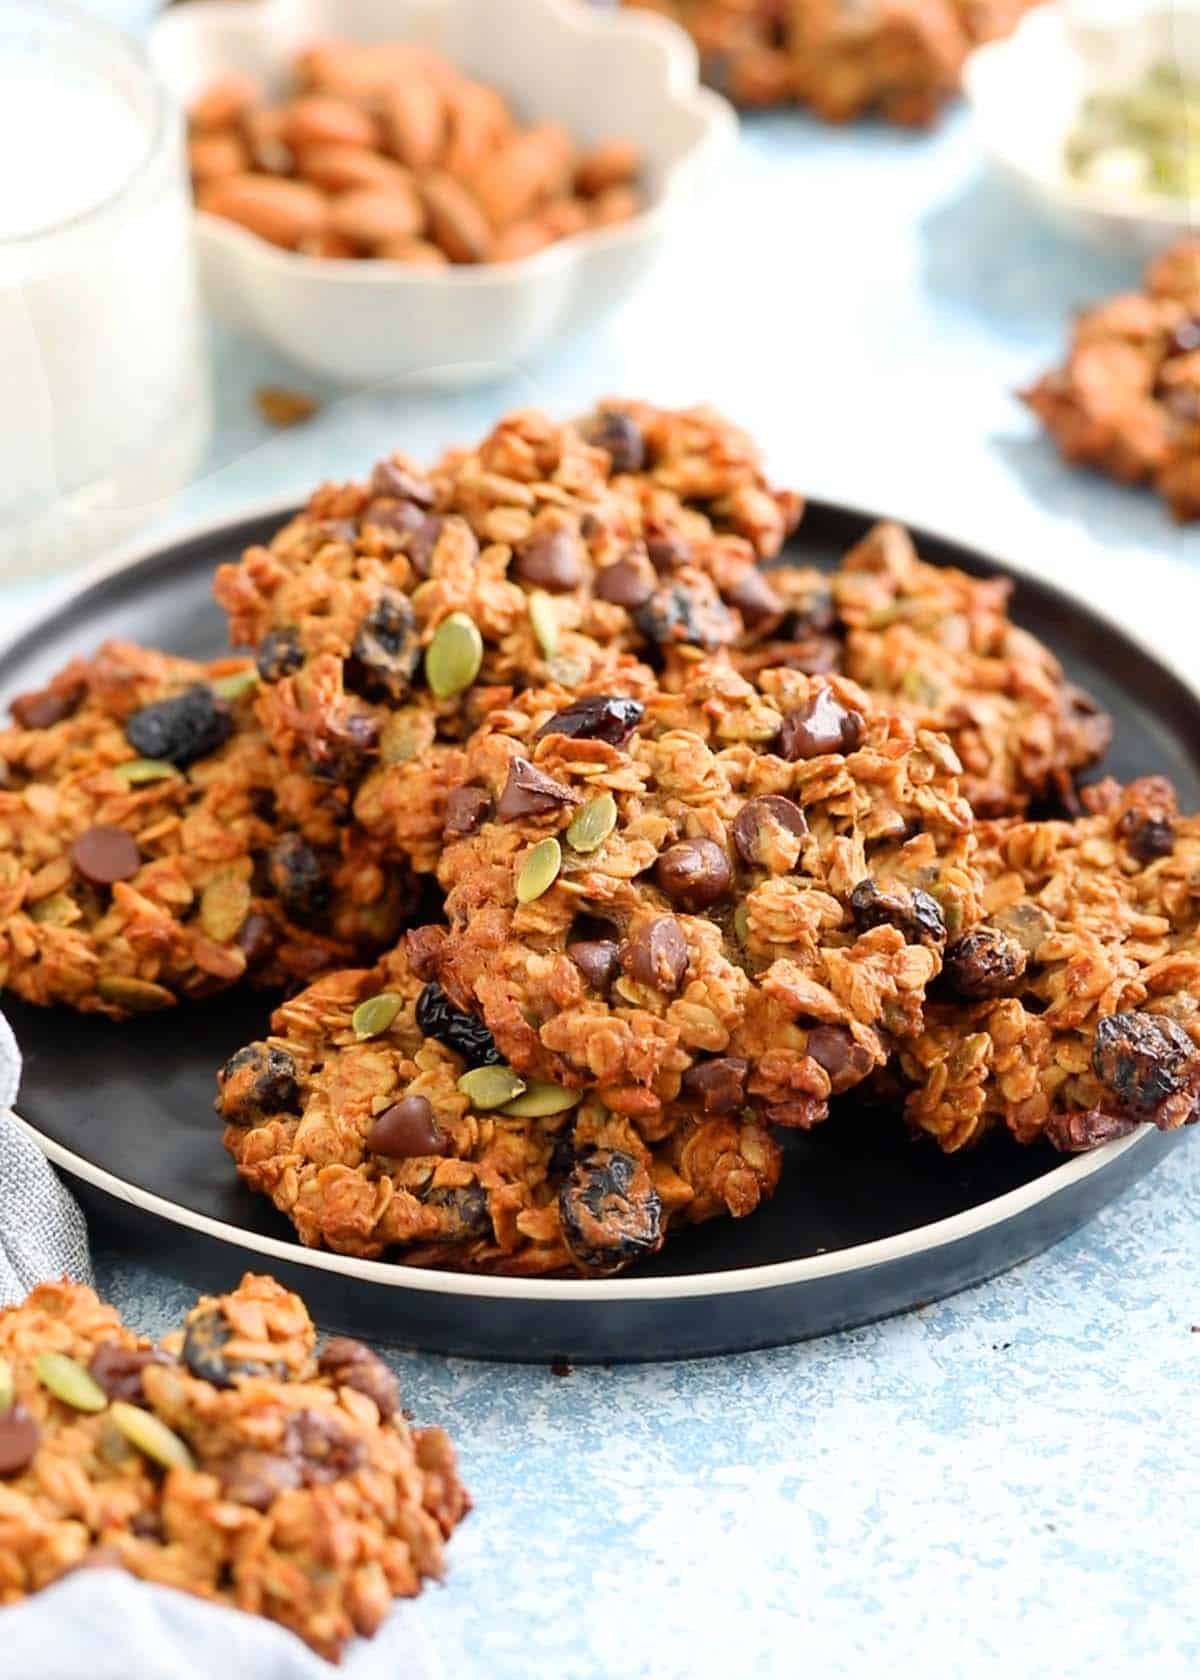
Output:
[
  {"xmin": 965, "ymin": 0, "xmax": 1200, "ymax": 254},
  {"xmin": 148, "ymin": 0, "xmax": 734, "ymax": 386}
]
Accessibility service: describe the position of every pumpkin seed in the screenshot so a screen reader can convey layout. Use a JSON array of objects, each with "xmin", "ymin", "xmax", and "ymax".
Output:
[
  {"xmin": 109, "ymin": 1400, "xmax": 195, "ymax": 1471},
  {"xmin": 733, "ymin": 904, "xmax": 751, "ymax": 945},
  {"xmin": 457, "ymin": 1065, "xmax": 527, "ymax": 1110},
  {"xmin": 114, "ymin": 758, "xmax": 179, "ymax": 786},
  {"xmin": 516, "ymin": 837, "xmax": 561, "ymax": 903},
  {"xmin": 500, "ymin": 1081, "xmax": 582, "ymax": 1118},
  {"xmin": 528, "ymin": 591, "xmax": 559, "ymax": 658},
  {"xmin": 35, "ymin": 1352, "xmax": 107, "ymax": 1413},
  {"xmin": 96, "ymin": 975, "xmax": 175, "ymax": 1013},
  {"xmin": 211, "ymin": 669, "xmax": 260, "ymax": 702},
  {"xmin": 29, "ymin": 893, "xmax": 79, "ymax": 927},
  {"xmin": 380, "ymin": 708, "xmax": 434, "ymax": 765},
  {"xmin": 0, "ymin": 1356, "xmax": 12, "ymax": 1413},
  {"xmin": 352, "ymin": 991, "xmax": 403, "ymax": 1039},
  {"xmin": 566, "ymin": 793, "xmax": 617, "ymax": 854},
  {"xmin": 200, "ymin": 874, "xmax": 252, "ymax": 944},
  {"xmin": 425, "ymin": 613, "xmax": 483, "ymax": 699}
]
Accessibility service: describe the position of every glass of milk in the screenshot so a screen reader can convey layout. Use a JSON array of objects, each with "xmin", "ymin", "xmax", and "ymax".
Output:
[{"xmin": 0, "ymin": 0, "xmax": 211, "ymax": 579}]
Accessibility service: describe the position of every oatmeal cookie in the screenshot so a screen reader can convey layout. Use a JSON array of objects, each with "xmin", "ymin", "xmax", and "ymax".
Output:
[
  {"xmin": 897, "ymin": 776, "xmax": 1200, "ymax": 1150},
  {"xmin": 1022, "ymin": 240, "xmax": 1200, "ymax": 521},
  {"xmin": 0, "ymin": 1274, "xmax": 467, "ymax": 1661},
  {"xmin": 0, "ymin": 642, "xmax": 417, "ymax": 1015},
  {"xmin": 218, "ymin": 943, "xmax": 782, "ymax": 1275},
  {"xmin": 416, "ymin": 660, "xmax": 981, "ymax": 1137}
]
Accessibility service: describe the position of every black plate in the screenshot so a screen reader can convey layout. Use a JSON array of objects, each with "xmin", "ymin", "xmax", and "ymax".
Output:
[{"xmin": 2, "ymin": 501, "xmax": 1194, "ymax": 1362}]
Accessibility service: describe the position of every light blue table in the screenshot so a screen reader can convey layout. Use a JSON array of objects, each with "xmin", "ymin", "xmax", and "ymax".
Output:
[{"xmin": 6, "ymin": 73, "xmax": 1200, "ymax": 1680}]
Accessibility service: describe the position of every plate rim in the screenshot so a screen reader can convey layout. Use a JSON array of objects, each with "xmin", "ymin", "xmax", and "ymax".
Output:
[{"xmin": 1, "ymin": 494, "xmax": 1193, "ymax": 1305}]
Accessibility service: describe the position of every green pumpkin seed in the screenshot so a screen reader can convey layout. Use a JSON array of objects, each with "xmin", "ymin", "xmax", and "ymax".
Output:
[
  {"xmin": 96, "ymin": 975, "xmax": 175, "ymax": 1013},
  {"xmin": 0, "ymin": 1356, "xmax": 12, "ymax": 1413},
  {"xmin": 200, "ymin": 874, "xmax": 252, "ymax": 944},
  {"xmin": 114, "ymin": 758, "xmax": 179, "ymax": 786},
  {"xmin": 457, "ymin": 1065, "xmax": 527, "ymax": 1110},
  {"xmin": 566, "ymin": 793, "xmax": 617, "ymax": 854},
  {"xmin": 211, "ymin": 669, "xmax": 260, "ymax": 702},
  {"xmin": 29, "ymin": 893, "xmax": 79, "ymax": 927},
  {"xmin": 516, "ymin": 837, "xmax": 561, "ymax": 904},
  {"xmin": 35, "ymin": 1352, "xmax": 107, "ymax": 1413},
  {"xmin": 425, "ymin": 613, "xmax": 483, "ymax": 699},
  {"xmin": 528, "ymin": 591, "xmax": 559, "ymax": 658},
  {"xmin": 109, "ymin": 1400, "xmax": 195, "ymax": 1471},
  {"xmin": 733, "ymin": 904, "xmax": 751, "ymax": 945},
  {"xmin": 352, "ymin": 991, "xmax": 403, "ymax": 1040},
  {"xmin": 500, "ymin": 1081, "xmax": 582, "ymax": 1118}
]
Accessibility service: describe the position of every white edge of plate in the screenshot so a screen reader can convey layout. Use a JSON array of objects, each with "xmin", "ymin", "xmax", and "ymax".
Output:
[{"xmin": 0, "ymin": 494, "xmax": 1190, "ymax": 1305}]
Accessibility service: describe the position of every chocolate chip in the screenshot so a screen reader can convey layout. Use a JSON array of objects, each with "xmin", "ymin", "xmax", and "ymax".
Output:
[
  {"xmin": 71, "ymin": 825, "xmax": 141, "ymax": 886},
  {"xmin": 255, "ymin": 627, "xmax": 304, "ymax": 682},
  {"xmin": 620, "ymin": 916, "xmax": 689, "ymax": 993},
  {"xmin": 654, "ymin": 839, "xmax": 732, "ymax": 910},
  {"xmin": 568, "ymin": 939, "xmax": 621, "ymax": 992},
  {"xmin": 778, "ymin": 688, "xmax": 865, "ymax": 760},
  {"xmin": 583, "ymin": 408, "xmax": 645, "ymax": 474},
  {"xmin": 366, "ymin": 1095, "xmax": 448, "ymax": 1158},
  {"xmin": 680, "ymin": 1056, "xmax": 749, "ymax": 1114},
  {"xmin": 731, "ymin": 795, "xmax": 807, "ymax": 869},
  {"xmin": 88, "ymin": 1342, "xmax": 172, "ymax": 1403},
  {"xmin": 0, "ymin": 1405, "xmax": 39, "ymax": 1475},
  {"xmin": 645, "ymin": 532, "xmax": 691, "ymax": 573},
  {"xmin": 10, "ymin": 681, "xmax": 85, "ymax": 731},
  {"xmin": 318, "ymin": 1337, "xmax": 401, "ymax": 1419},
  {"xmin": 535, "ymin": 696, "xmax": 644, "ymax": 747},
  {"xmin": 443, "ymin": 785, "xmax": 493, "ymax": 838},
  {"xmin": 724, "ymin": 567, "xmax": 784, "ymax": 625},
  {"xmin": 849, "ymin": 879, "xmax": 947, "ymax": 948},
  {"xmin": 514, "ymin": 528, "xmax": 583, "ymax": 593},
  {"xmin": 370, "ymin": 460, "xmax": 434, "ymax": 506},
  {"xmin": 594, "ymin": 557, "xmax": 653, "ymax": 609},
  {"xmin": 216, "ymin": 1450, "xmax": 303, "ymax": 1511},
  {"xmin": 495, "ymin": 757, "xmax": 578, "ymax": 822},
  {"xmin": 805, "ymin": 1024, "xmax": 875, "ymax": 1093},
  {"xmin": 405, "ymin": 514, "xmax": 445, "ymax": 577},
  {"xmin": 943, "ymin": 927, "xmax": 1028, "ymax": 999}
]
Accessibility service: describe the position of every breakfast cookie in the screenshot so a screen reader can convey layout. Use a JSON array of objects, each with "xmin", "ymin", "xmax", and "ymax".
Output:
[
  {"xmin": 0, "ymin": 642, "xmax": 417, "ymax": 1015},
  {"xmin": 1022, "ymin": 239, "xmax": 1200, "ymax": 521},
  {"xmin": 218, "ymin": 944, "xmax": 782, "ymax": 1275},
  {"xmin": 896, "ymin": 776, "xmax": 1200, "ymax": 1150},
  {"xmin": 0, "ymin": 1273, "xmax": 468, "ymax": 1661}
]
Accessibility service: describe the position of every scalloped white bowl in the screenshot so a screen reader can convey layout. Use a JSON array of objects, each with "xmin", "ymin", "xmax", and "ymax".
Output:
[
  {"xmin": 148, "ymin": 0, "xmax": 733, "ymax": 386},
  {"xmin": 965, "ymin": 1, "xmax": 1200, "ymax": 254}
]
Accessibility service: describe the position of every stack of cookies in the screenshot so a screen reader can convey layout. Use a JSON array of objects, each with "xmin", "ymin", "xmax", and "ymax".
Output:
[{"xmin": 3, "ymin": 399, "xmax": 1197, "ymax": 1281}]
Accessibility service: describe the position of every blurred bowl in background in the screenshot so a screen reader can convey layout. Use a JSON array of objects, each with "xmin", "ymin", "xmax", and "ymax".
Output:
[
  {"xmin": 965, "ymin": 0, "xmax": 1200, "ymax": 254},
  {"xmin": 149, "ymin": 0, "xmax": 734, "ymax": 386}
]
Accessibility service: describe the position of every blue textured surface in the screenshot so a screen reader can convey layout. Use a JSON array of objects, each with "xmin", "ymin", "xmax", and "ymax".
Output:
[{"xmin": 5, "ymin": 65, "xmax": 1200, "ymax": 1678}]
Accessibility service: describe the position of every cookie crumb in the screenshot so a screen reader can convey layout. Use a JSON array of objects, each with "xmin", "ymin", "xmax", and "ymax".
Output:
[{"xmin": 256, "ymin": 385, "xmax": 319, "ymax": 427}]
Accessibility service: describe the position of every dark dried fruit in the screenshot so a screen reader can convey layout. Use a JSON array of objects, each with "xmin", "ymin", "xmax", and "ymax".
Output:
[
  {"xmin": 88, "ymin": 1342, "xmax": 172, "ymax": 1403},
  {"xmin": 1167, "ymin": 316, "xmax": 1200, "ymax": 357},
  {"xmin": 405, "ymin": 514, "xmax": 446, "ymax": 577},
  {"xmin": 71, "ymin": 825, "xmax": 140, "ymax": 886},
  {"xmin": 1091, "ymin": 1012, "xmax": 1200, "ymax": 1121},
  {"xmin": 284, "ymin": 1408, "xmax": 367, "ymax": 1484},
  {"xmin": 125, "ymin": 684, "xmax": 232, "ymax": 767},
  {"xmin": 568, "ymin": 939, "xmax": 620, "ymax": 992},
  {"xmin": 419, "ymin": 1182, "xmax": 492, "ymax": 1241},
  {"xmin": 782, "ymin": 582, "xmax": 836, "ymax": 636},
  {"xmin": 267, "ymin": 834, "xmax": 330, "ymax": 923},
  {"xmin": 654, "ymin": 838, "xmax": 732, "ymax": 910},
  {"xmin": 1120, "ymin": 810, "xmax": 1176, "ymax": 862},
  {"xmin": 1044, "ymin": 1107, "xmax": 1138, "ymax": 1154},
  {"xmin": 363, "ymin": 497, "xmax": 427, "ymax": 537},
  {"xmin": 805, "ymin": 1024, "xmax": 875, "ymax": 1093},
  {"xmin": 849, "ymin": 879, "xmax": 947, "ymax": 948},
  {"xmin": 416, "ymin": 982, "xmax": 502, "ymax": 1066},
  {"xmin": 370, "ymin": 459, "xmax": 434, "ymax": 505},
  {"xmin": 0, "ymin": 1405, "xmax": 39, "ymax": 1476},
  {"xmin": 310, "ymin": 711, "xmax": 378, "ymax": 784},
  {"xmin": 216, "ymin": 1450, "xmax": 302, "ymax": 1511},
  {"xmin": 635, "ymin": 583, "xmax": 736, "ymax": 650},
  {"xmin": 217, "ymin": 1043, "xmax": 300, "ymax": 1122},
  {"xmin": 318, "ymin": 1337, "xmax": 401, "ymax": 1419},
  {"xmin": 731, "ymin": 794, "xmax": 807, "ymax": 869},
  {"xmin": 645, "ymin": 531, "xmax": 691, "ymax": 573},
  {"xmin": 778, "ymin": 688, "xmax": 865, "ymax": 760},
  {"xmin": 182, "ymin": 1307, "xmax": 289, "ymax": 1389},
  {"xmin": 594, "ymin": 556, "xmax": 653, "ymax": 609},
  {"xmin": 235, "ymin": 911, "xmax": 279, "ymax": 969},
  {"xmin": 724, "ymin": 567, "xmax": 783, "ymax": 625},
  {"xmin": 10, "ymin": 680, "xmax": 85, "ymax": 731},
  {"xmin": 536, "ymin": 695, "xmax": 644, "ymax": 747},
  {"xmin": 514, "ymin": 528, "xmax": 583, "ymax": 593},
  {"xmin": 680, "ymin": 1056, "xmax": 749, "ymax": 1115},
  {"xmin": 443, "ymin": 785, "xmax": 492, "ymax": 838},
  {"xmin": 255, "ymin": 627, "xmax": 304, "ymax": 682},
  {"xmin": 559, "ymin": 1149, "xmax": 663, "ymax": 1275},
  {"xmin": 347, "ymin": 588, "xmax": 421, "ymax": 700},
  {"xmin": 943, "ymin": 927, "xmax": 1027, "ymax": 999},
  {"xmin": 366, "ymin": 1095, "xmax": 448, "ymax": 1158},
  {"xmin": 620, "ymin": 916, "xmax": 689, "ymax": 993},
  {"xmin": 583, "ymin": 408, "xmax": 644, "ymax": 474},
  {"xmin": 495, "ymin": 756, "xmax": 579, "ymax": 821}
]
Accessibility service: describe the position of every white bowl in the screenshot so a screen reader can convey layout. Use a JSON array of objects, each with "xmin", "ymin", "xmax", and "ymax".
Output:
[
  {"xmin": 964, "ymin": 0, "xmax": 1200, "ymax": 254},
  {"xmin": 148, "ymin": 0, "xmax": 734, "ymax": 386}
]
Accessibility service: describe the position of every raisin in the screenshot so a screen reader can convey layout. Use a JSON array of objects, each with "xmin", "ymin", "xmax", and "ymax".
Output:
[
  {"xmin": 535, "ymin": 696, "xmax": 644, "ymax": 747},
  {"xmin": 267, "ymin": 835, "xmax": 330, "ymax": 923},
  {"xmin": 559, "ymin": 1149, "xmax": 663, "ymax": 1275},
  {"xmin": 215, "ymin": 1450, "xmax": 302, "ymax": 1511},
  {"xmin": 10, "ymin": 680, "xmax": 85, "ymax": 731},
  {"xmin": 419, "ymin": 1182, "xmax": 492, "ymax": 1241},
  {"xmin": 415, "ymin": 982, "xmax": 502, "ymax": 1066},
  {"xmin": 1044, "ymin": 1108, "xmax": 1138, "ymax": 1154},
  {"xmin": 1091, "ymin": 1012, "xmax": 1200, "ymax": 1121},
  {"xmin": 679, "ymin": 1057, "xmax": 749, "ymax": 1115},
  {"xmin": 849, "ymin": 879, "xmax": 946, "ymax": 948},
  {"xmin": 88, "ymin": 1342, "xmax": 173, "ymax": 1403},
  {"xmin": 943, "ymin": 927, "xmax": 1028, "ymax": 999},
  {"xmin": 125, "ymin": 685, "xmax": 232, "ymax": 767},
  {"xmin": 255, "ymin": 627, "xmax": 304, "ymax": 682},
  {"xmin": 217, "ymin": 1043, "xmax": 300, "ymax": 1123},
  {"xmin": 182, "ymin": 1307, "xmax": 289, "ymax": 1388},
  {"xmin": 318, "ymin": 1337, "xmax": 401, "ymax": 1419},
  {"xmin": 1120, "ymin": 810, "xmax": 1176, "ymax": 862},
  {"xmin": 346, "ymin": 588, "xmax": 421, "ymax": 701},
  {"xmin": 583, "ymin": 408, "xmax": 645, "ymax": 474},
  {"xmin": 635, "ymin": 583, "xmax": 736, "ymax": 650}
]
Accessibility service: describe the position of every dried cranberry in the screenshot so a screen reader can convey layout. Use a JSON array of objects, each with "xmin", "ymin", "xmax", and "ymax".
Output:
[
  {"xmin": 125, "ymin": 684, "xmax": 232, "ymax": 767},
  {"xmin": 535, "ymin": 696, "xmax": 644, "ymax": 747}
]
